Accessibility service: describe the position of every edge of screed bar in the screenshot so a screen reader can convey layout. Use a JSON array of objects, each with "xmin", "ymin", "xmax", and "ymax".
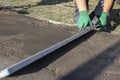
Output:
[{"xmin": 0, "ymin": 28, "xmax": 93, "ymax": 79}]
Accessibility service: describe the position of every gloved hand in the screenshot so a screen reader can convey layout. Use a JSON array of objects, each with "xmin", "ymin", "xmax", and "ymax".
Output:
[
  {"xmin": 77, "ymin": 11, "xmax": 92, "ymax": 30},
  {"xmin": 99, "ymin": 12, "xmax": 108, "ymax": 27}
]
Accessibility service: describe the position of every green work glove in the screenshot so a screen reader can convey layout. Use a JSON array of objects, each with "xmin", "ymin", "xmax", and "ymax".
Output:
[
  {"xmin": 77, "ymin": 11, "xmax": 92, "ymax": 30},
  {"xmin": 99, "ymin": 12, "xmax": 108, "ymax": 27}
]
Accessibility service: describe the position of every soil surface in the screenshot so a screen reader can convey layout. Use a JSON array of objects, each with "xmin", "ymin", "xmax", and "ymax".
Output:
[
  {"xmin": 0, "ymin": 12, "xmax": 79, "ymax": 71},
  {"xmin": 0, "ymin": 12, "xmax": 120, "ymax": 80}
]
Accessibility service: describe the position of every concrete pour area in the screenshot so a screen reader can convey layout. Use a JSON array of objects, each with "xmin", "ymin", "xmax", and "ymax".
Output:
[{"xmin": 0, "ymin": 12, "xmax": 120, "ymax": 80}]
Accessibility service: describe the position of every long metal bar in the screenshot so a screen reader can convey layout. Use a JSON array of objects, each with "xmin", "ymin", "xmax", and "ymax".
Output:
[{"xmin": 0, "ymin": 28, "xmax": 93, "ymax": 78}]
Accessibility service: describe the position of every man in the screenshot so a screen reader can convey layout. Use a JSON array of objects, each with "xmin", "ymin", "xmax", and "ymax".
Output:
[{"xmin": 74, "ymin": 0, "xmax": 115, "ymax": 30}]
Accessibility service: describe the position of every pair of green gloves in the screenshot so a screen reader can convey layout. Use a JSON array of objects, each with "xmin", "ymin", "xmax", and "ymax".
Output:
[{"xmin": 77, "ymin": 11, "xmax": 108, "ymax": 29}]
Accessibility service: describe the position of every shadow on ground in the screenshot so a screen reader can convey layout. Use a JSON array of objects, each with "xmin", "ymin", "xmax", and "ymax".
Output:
[
  {"xmin": 0, "ymin": 0, "xmax": 73, "ymax": 14},
  {"xmin": 58, "ymin": 39, "xmax": 120, "ymax": 80},
  {"xmin": 10, "ymin": 30, "xmax": 96, "ymax": 77},
  {"xmin": 101, "ymin": 9, "xmax": 120, "ymax": 32},
  {"xmin": 39, "ymin": 0, "xmax": 73, "ymax": 5},
  {"xmin": 9, "ymin": 30, "xmax": 120, "ymax": 80}
]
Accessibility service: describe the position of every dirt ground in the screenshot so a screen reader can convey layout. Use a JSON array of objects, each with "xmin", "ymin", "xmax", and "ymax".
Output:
[
  {"xmin": 0, "ymin": 12, "xmax": 120, "ymax": 80},
  {"xmin": 0, "ymin": 0, "xmax": 119, "ymax": 24},
  {"xmin": 0, "ymin": 11, "xmax": 80, "ymax": 71}
]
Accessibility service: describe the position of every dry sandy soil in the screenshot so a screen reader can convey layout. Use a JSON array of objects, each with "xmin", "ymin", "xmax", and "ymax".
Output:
[
  {"xmin": 0, "ymin": 11, "xmax": 79, "ymax": 72},
  {"xmin": 0, "ymin": 12, "xmax": 120, "ymax": 80}
]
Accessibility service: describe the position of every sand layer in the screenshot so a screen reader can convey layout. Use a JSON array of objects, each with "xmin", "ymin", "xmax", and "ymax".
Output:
[
  {"xmin": 0, "ymin": 12, "xmax": 79, "ymax": 71},
  {"xmin": 0, "ymin": 12, "xmax": 120, "ymax": 80}
]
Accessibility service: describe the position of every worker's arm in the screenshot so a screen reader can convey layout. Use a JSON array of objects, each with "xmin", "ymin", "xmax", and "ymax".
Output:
[
  {"xmin": 103, "ymin": 0, "xmax": 114, "ymax": 13},
  {"xmin": 75, "ymin": 0, "xmax": 87, "ymax": 11},
  {"xmin": 75, "ymin": 0, "xmax": 92, "ymax": 30},
  {"xmin": 99, "ymin": 0, "xmax": 114, "ymax": 26}
]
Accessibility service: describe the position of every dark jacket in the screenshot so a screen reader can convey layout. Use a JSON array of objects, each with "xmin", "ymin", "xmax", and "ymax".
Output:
[{"xmin": 117, "ymin": 0, "xmax": 120, "ymax": 4}]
